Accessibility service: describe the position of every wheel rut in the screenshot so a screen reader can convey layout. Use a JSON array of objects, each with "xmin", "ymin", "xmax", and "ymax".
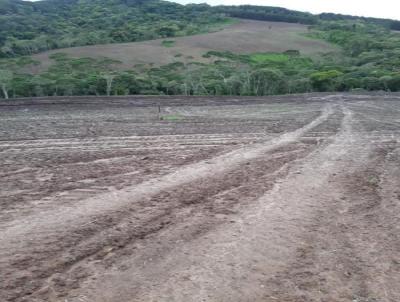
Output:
[
  {"xmin": 2, "ymin": 96, "xmax": 399, "ymax": 302},
  {"xmin": 1, "ymin": 105, "xmax": 336, "ymax": 302}
]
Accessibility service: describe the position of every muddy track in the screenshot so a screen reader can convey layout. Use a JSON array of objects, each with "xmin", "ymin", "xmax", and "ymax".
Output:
[{"xmin": 0, "ymin": 94, "xmax": 399, "ymax": 302}]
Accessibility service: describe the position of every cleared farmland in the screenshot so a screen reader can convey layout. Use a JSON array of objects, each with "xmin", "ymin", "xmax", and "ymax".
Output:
[
  {"xmin": 32, "ymin": 20, "xmax": 337, "ymax": 72},
  {"xmin": 1, "ymin": 93, "xmax": 400, "ymax": 302}
]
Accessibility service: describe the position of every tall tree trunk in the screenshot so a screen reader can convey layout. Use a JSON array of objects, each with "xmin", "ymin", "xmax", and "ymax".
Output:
[
  {"xmin": 102, "ymin": 74, "xmax": 115, "ymax": 96},
  {"xmin": 1, "ymin": 84, "xmax": 8, "ymax": 99},
  {"xmin": 106, "ymin": 78, "xmax": 113, "ymax": 96}
]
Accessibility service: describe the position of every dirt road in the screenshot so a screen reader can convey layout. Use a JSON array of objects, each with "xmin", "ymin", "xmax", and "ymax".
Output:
[{"xmin": 1, "ymin": 94, "xmax": 399, "ymax": 301}]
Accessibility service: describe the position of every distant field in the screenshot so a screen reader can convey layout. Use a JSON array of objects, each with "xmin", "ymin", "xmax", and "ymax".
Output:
[{"xmin": 32, "ymin": 20, "xmax": 337, "ymax": 72}]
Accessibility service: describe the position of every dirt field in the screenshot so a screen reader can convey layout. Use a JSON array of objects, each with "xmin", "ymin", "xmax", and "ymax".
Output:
[
  {"xmin": 32, "ymin": 20, "xmax": 337, "ymax": 72},
  {"xmin": 1, "ymin": 93, "xmax": 400, "ymax": 302}
]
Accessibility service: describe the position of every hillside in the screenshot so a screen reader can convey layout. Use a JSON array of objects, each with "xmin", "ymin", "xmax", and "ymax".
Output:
[
  {"xmin": 2, "ymin": 0, "xmax": 399, "ymax": 59},
  {"xmin": 0, "ymin": 0, "xmax": 227, "ymax": 57},
  {"xmin": 1, "ymin": 0, "xmax": 400, "ymax": 98},
  {"xmin": 32, "ymin": 20, "xmax": 336, "ymax": 72}
]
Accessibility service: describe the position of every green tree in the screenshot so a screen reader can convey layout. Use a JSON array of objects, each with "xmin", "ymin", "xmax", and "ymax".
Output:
[
  {"xmin": 101, "ymin": 73, "xmax": 116, "ymax": 96},
  {"xmin": 249, "ymin": 68, "xmax": 285, "ymax": 95},
  {"xmin": 379, "ymin": 75, "xmax": 393, "ymax": 91},
  {"xmin": 310, "ymin": 70, "xmax": 343, "ymax": 91},
  {"xmin": 30, "ymin": 76, "xmax": 56, "ymax": 96},
  {"xmin": 0, "ymin": 69, "xmax": 13, "ymax": 99},
  {"xmin": 387, "ymin": 74, "xmax": 400, "ymax": 91}
]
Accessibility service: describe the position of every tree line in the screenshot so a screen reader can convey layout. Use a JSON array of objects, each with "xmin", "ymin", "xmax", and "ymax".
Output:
[{"xmin": 3, "ymin": 24, "xmax": 400, "ymax": 99}]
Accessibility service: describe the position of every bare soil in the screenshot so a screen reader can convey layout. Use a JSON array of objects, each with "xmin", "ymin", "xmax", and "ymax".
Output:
[
  {"xmin": 31, "ymin": 20, "xmax": 337, "ymax": 72},
  {"xmin": 0, "ymin": 93, "xmax": 399, "ymax": 302}
]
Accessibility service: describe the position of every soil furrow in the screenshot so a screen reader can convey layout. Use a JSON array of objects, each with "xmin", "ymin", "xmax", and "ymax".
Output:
[{"xmin": 1, "ymin": 95, "xmax": 399, "ymax": 302}]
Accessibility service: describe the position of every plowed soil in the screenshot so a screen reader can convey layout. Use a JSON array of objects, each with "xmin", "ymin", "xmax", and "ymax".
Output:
[{"xmin": 1, "ymin": 93, "xmax": 399, "ymax": 302}]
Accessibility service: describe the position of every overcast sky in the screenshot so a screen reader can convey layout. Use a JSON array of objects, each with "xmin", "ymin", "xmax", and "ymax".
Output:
[{"xmin": 171, "ymin": 0, "xmax": 400, "ymax": 20}]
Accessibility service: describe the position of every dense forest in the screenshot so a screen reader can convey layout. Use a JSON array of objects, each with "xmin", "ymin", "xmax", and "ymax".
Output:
[
  {"xmin": 0, "ymin": 0, "xmax": 228, "ymax": 57},
  {"xmin": 1, "ymin": 0, "xmax": 400, "ymax": 98},
  {"xmin": 215, "ymin": 5, "xmax": 317, "ymax": 25}
]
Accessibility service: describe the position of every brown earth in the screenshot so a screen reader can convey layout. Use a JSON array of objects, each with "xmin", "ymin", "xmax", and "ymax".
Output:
[
  {"xmin": 31, "ymin": 20, "xmax": 337, "ymax": 72},
  {"xmin": 0, "ymin": 93, "xmax": 399, "ymax": 302}
]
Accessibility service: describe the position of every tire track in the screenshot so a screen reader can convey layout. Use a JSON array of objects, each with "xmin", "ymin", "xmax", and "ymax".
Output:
[
  {"xmin": 3, "ymin": 96, "xmax": 400, "ymax": 302},
  {"xmin": 64, "ymin": 105, "xmax": 349, "ymax": 302},
  {"xmin": 0, "ymin": 105, "xmax": 333, "ymax": 241},
  {"xmin": 0, "ymin": 104, "xmax": 334, "ymax": 302}
]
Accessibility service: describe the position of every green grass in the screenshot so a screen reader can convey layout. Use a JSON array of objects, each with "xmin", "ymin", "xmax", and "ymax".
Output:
[
  {"xmin": 249, "ymin": 53, "xmax": 290, "ymax": 64},
  {"xmin": 204, "ymin": 51, "xmax": 292, "ymax": 65},
  {"xmin": 206, "ymin": 17, "xmax": 240, "ymax": 33},
  {"xmin": 367, "ymin": 175, "xmax": 380, "ymax": 187},
  {"xmin": 161, "ymin": 40, "xmax": 176, "ymax": 47},
  {"xmin": 214, "ymin": 17, "xmax": 239, "ymax": 27},
  {"xmin": 161, "ymin": 114, "xmax": 183, "ymax": 121}
]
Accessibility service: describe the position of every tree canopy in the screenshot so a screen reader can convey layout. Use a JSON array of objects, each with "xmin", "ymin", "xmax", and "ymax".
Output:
[{"xmin": 0, "ymin": 0, "xmax": 227, "ymax": 57}]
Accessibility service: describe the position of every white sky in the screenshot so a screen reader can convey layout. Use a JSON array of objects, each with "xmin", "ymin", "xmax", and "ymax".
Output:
[{"xmin": 171, "ymin": 0, "xmax": 400, "ymax": 20}]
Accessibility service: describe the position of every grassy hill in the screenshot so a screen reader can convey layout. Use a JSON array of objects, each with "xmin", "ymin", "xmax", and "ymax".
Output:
[
  {"xmin": 32, "ymin": 20, "xmax": 336, "ymax": 72},
  {"xmin": 2, "ymin": 0, "xmax": 398, "ymax": 59},
  {"xmin": 1, "ymin": 0, "xmax": 400, "ymax": 98}
]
